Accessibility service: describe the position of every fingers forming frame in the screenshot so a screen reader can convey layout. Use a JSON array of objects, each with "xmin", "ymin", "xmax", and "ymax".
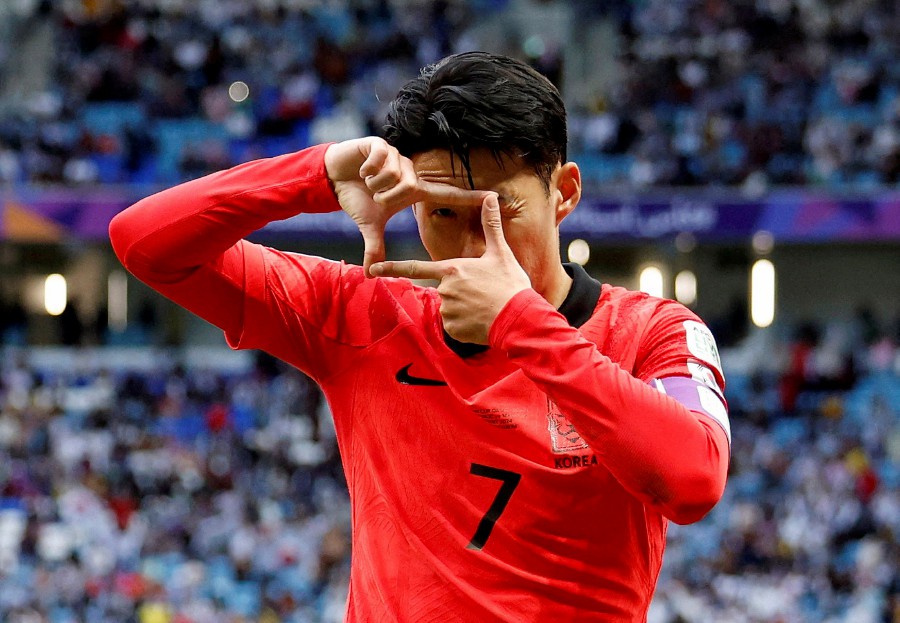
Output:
[
  {"xmin": 370, "ymin": 259, "xmax": 450, "ymax": 280},
  {"xmin": 371, "ymin": 157, "xmax": 420, "ymax": 206},
  {"xmin": 416, "ymin": 180, "xmax": 494, "ymax": 207},
  {"xmin": 369, "ymin": 193, "xmax": 515, "ymax": 281},
  {"xmin": 362, "ymin": 142, "xmax": 494, "ymax": 212},
  {"xmin": 358, "ymin": 140, "xmax": 390, "ymax": 178},
  {"xmin": 356, "ymin": 149, "xmax": 513, "ymax": 280},
  {"xmin": 479, "ymin": 193, "xmax": 509, "ymax": 252}
]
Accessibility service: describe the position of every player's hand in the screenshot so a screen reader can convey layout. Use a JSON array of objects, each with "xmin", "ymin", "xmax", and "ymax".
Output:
[
  {"xmin": 324, "ymin": 138, "xmax": 490, "ymax": 277},
  {"xmin": 369, "ymin": 193, "xmax": 531, "ymax": 344}
]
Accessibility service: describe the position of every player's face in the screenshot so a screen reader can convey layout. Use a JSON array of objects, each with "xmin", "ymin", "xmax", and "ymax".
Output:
[{"xmin": 411, "ymin": 149, "xmax": 580, "ymax": 297}]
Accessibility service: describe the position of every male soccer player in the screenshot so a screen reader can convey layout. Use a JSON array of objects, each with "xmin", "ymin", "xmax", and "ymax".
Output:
[{"xmin": 110, "ymin": 52, "xmax": 730, "ymax": 622}]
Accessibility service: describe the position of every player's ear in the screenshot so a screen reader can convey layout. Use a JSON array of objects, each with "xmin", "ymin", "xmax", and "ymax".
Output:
[{"xmin": 552, "ymin": 162, "xmax": 581, "ymax": 225}]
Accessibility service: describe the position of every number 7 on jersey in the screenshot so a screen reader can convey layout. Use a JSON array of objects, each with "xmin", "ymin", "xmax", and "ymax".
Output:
[{"xmin": 467, "ymin": 463, "xmax": 522, "ymax": 551}]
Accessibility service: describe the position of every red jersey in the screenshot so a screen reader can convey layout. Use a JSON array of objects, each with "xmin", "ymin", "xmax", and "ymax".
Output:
[{"xmin": 109, "ymin": 144, "xmax": 730, "ymax": 622}]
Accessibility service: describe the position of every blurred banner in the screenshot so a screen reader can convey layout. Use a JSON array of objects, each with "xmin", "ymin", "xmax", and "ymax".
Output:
[{"xmin": 3, "ymin": 186, "xmax": 900, "ymax": 243}]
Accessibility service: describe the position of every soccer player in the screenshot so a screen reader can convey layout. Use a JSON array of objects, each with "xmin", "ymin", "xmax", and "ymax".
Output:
[{"xmin": 110, "ymin": 52, "xmax": 730, "ymax": 622}]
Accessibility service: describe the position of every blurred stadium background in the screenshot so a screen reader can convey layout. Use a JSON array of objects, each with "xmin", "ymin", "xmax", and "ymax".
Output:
[{"xmin": 0, "ymin": 0, "xmax": 898, "ymax": 621}]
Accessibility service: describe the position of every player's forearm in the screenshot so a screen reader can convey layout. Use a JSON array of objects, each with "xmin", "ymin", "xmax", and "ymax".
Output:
[
  {"xmin": 490, "ymin": 290, "xmax": 728, "ymax": 525},
  {"xmin": 109, "ymin": 143, "xmax": 337, "ymax": 283}
]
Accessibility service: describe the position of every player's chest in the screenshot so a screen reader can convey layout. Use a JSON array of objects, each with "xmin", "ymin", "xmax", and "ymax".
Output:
[{"xmin": 330, "ymin": 341, "xmax": 617, "ymax": 474}]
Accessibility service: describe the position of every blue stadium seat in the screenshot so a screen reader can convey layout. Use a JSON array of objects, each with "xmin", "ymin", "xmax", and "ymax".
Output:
[
  {"xmin": 153, "ymin": 118, "xmax": 230, "ymax": 183},
  {"xmin": 142, "ymin": 552, "xmax": 185, "ymax": 585},
  {"xmin": 81, "ymin": 102, "xmax": 146, "ymax": 136},
  {"xmin": 0, "ymin": 498, "xmax": 26, "ymax": 512},
  {"xmin": 723, "ymin": 373, "xmax": 751, "ymax": 410},
  {"xmin": 90, "ymin": 153, "xmax": 124, "ymax": 184},
  {"xmin": 770, "ymin": 418, "xmax": 808, "ymax": 448},
  {"xmin": 224, "ymin": 581, "xmax": 261, "ymax": 617},
  {"xmin": 572, "ymin": 153, "xmax": 634, "ymax": 185},
  {"xmin": 832, "ymin": 106, "xmax": 878, "ymax": 127},
  {"xmin": 272, "ymin": 567, "xmax": 315, "ymax": 602},
  {"xmin": 49, "ymin": 606, "xmax": 76, "ymax": 623}
]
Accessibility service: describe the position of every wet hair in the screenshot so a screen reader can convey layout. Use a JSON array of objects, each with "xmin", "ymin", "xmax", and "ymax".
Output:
[{"xmin": 383, "ymin": 51, "xmax": 567, "ymax": 190}]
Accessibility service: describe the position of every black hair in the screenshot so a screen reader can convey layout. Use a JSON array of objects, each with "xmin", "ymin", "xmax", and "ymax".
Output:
[{"xmin": 383, "ymin": 51, "xmax": 567, "ymax": 190}]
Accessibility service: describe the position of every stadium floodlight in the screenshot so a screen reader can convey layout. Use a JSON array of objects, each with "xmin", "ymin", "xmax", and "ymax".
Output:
[
  {"xmin": 108, "ymin": 271, "xmax": 128, "ymax": 331},
  {"xmin": 567, "ymin": 239, "xmax": 590, "ymax": 265},
  {"xmin": 675, "ymin": 270, "xmax": 697, "ymax": 306},
  {"xmin": 752, "ymin": 230, "xmax": 775, "ymax": 255},
  {"xmin": 44, "ymin": 274, "xmax": 66, "ymax": 316},
  {"xmin": 750, "ymin": 259, "xmax": 775, "ymax": 328},
  {"xmin": 639, "ymin": 265, "xmax": 665, "ymax": 298},
  {"xmin": 229, "ymin": 81, "xmax": 250, "ymax": 102}
]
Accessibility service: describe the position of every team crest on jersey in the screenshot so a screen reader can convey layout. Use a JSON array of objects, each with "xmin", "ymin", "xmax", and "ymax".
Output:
[{"xmin": 547, "ymin": 399, "xmax": 589, "ymax": 453}]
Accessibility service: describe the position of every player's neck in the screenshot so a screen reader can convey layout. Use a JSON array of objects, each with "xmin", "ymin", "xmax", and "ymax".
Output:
[{"xmin": 542, "ymin": 263, "xmax": 574, "ymax": 310}]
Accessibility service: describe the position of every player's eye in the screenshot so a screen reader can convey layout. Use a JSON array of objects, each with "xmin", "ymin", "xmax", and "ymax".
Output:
[{"xmin": 431, "ymin": 208, "xmax": 456, "ymax": 218}]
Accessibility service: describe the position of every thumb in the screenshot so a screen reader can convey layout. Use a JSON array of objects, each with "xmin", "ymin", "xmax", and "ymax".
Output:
[
  {"xmin": 359, "ymin": 222, "xmax": 386, "ymax": 278},
  {"xmin": 481, "ymin": 192, "xmax": 509, "ymax": 254}
]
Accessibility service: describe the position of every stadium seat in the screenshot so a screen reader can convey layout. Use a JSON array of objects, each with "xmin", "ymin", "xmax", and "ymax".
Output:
[{"xmin": 81, "ymin": 102, "xmax": 146, "ymax": 136}]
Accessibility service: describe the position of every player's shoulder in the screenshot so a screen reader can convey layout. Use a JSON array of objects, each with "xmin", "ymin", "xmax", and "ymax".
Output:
[
  {"xmin": 597, "ymin": 283, "xmax": 722, "ymax": 373},
  {"xmin": 598, "ymin": 283, "xmax": 702, "ymax": 326}
]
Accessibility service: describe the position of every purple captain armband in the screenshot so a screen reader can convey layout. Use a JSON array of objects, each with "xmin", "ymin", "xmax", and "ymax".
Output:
[{"xmin": 650, "ymin": 376, "xmax": 731, "ymax": 445}]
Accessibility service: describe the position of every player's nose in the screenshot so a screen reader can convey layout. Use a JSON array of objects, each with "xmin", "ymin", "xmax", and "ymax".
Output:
[{"xmin": 458, "ymin": 225, "xmax": 486, "ymax": 258}]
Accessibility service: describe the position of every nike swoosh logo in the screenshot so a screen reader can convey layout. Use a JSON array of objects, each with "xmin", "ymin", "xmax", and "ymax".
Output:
[{"xmin": 395, "ymin": 364, "xmax": 448, "ymax": 387}]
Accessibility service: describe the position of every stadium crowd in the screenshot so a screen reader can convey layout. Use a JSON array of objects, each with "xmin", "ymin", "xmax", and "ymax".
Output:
[
  {"xmin": 0, "ymin": 350, "xmax": 352, "ymax": 623},
  {"xmin": 0, "ymin": 0, "xmax": 898, "ymax": 189},
  {"xmin": 0, "ymin": 314, "xmax": 898, "ymax": 622}
]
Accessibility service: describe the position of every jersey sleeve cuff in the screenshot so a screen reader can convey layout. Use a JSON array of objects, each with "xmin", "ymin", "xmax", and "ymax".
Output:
[
  {"xmin": 488, "ymin": 289, "xmax": 551, "ymax": 349},
  {"xmin": 288, "ymin": 143, "xmax": 342, "ymax": 214}
]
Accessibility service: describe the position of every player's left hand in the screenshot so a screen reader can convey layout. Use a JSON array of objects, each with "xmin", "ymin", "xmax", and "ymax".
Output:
[{"xmin": 370, "ymin": 193, "xmax": 531, "ymax": 344}]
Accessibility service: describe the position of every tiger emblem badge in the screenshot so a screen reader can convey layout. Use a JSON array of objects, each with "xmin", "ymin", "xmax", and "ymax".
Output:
[{"xmin": 547, "ymin": 398, "xmax": 589, "ymax": 453}]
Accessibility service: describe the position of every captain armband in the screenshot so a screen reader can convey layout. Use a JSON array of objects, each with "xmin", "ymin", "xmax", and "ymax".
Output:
[{"xmin": 650, "ymin": 375, "xmax": 731, "ymax": 445}]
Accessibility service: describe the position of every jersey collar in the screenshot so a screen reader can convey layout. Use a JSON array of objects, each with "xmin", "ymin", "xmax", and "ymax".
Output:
[{"xmin": 444, "ymin": 262, "xmax": 602, "ymax": 358}]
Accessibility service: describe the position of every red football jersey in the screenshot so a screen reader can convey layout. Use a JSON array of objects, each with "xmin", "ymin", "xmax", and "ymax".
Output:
[{"xmin": 110, "ymin": 145, "xmax": 730, "ymax": 622}]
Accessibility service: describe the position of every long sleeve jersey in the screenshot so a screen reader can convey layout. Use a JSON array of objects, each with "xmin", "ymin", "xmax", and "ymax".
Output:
[{"xmin": 109, "ymin": 144, "xmax": 730, "ymax": 622}]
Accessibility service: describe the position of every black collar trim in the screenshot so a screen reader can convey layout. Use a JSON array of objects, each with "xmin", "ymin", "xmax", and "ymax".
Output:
[
  {"xmin": 558, "ymin": 262, "xmax": 603, "ymax": 329},
  {"xmin": 445, "ymin": 262, "xmax": 602, "ymax": 358}
]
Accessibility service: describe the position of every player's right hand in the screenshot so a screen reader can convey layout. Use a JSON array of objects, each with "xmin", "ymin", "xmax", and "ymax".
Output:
[{"xmin": 324, "ymin": 137, "xmax": 490, "ymax": 277}]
